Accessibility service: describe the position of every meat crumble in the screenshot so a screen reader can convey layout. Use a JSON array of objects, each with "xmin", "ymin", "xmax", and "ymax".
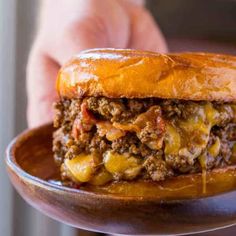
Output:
[{"xmin": 53, "ymin": 97, "xmax": 236, "ymax": 186}]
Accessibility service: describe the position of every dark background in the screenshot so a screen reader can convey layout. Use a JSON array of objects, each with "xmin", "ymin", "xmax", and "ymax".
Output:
[
  {"xmin": 148, "ymin": 0, "xmax": 236, "ymax": 41},
  {"xmin": 147, "ymin": 0, "xmax": 236, "ymax": 55}
]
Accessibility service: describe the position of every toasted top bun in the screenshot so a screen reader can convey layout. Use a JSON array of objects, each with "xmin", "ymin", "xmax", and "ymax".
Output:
[{"xmin": 57, "ymin": 48, "xmax": 236, "ymax": 102}]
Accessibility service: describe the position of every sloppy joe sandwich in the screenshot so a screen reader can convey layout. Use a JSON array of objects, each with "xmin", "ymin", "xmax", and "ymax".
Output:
[{"xmin": 53, "ymin": 48, "xmax": 236, "ymax": 187}]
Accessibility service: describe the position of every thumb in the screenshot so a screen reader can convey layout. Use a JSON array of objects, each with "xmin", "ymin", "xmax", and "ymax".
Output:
[{"xmin": 127, "ymin": 5, "xmax": 168, "ymax": 53}]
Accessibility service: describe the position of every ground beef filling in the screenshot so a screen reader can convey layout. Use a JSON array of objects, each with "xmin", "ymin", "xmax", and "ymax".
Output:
[{"xmin": 53, "ymin": 97, "xmax": 236, "ymax": 186}]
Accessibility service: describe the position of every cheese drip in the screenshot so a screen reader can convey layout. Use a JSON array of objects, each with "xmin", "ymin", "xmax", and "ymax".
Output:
[{"xmin": 164, "ymin": 102, "xmax": 220, "ymax": 193}]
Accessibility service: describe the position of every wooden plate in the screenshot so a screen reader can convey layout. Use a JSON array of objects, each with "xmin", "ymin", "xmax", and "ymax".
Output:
[{"xmin": 5, "ymin": 123, "xmax": 236, "ymax": 235}]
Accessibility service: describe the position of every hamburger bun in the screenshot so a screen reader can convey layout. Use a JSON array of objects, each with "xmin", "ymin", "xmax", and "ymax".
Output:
[
  {"xmin": 57, "ymin": 48, "xmax": 236, "ymax": 101},
  {"xmin": 53, "ymin": 48, "xmax": 236, "ymax": 193}
]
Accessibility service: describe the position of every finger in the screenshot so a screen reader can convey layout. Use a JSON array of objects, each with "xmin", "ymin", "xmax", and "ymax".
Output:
[
  {"xmin": 42, "ymin": 0, "xmax": 130, "ymax": 65},
  {"xmin": 27, "ymin": 0, "xmax": 131, "ymax": 127},
  {"xmin": 27, "ymin": 19, "xmax": 110, "ymax": 128},
  {"xmin": 27, "ymin": 49, "xmax": 60, "ymax": 127},
  {"xmin": 44, "ymin": 17, "xmax": 109, "ymax": 65},
  {"xmin": 127, "ymin": 6, "xmax": 168, "ymax": 53}
]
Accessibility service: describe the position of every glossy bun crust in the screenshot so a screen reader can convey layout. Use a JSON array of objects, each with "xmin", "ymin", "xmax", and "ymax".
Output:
[{"xmin": 57, "ymin": 49, "xmax": 236, "ymax": 101}]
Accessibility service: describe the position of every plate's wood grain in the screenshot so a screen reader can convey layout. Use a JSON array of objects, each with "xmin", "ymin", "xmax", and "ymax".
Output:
[{"xmin": 5, "ymin": 123, "xmax": 236, "ymax": 235}]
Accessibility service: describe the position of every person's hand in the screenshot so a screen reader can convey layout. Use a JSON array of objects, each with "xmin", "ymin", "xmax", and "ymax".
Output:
[{"xmin": 27, "ymin": 0, "xmax": 168, "ymax": 127}]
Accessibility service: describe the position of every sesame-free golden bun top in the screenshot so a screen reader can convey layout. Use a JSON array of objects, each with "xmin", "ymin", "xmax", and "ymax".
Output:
[{"xmin": 57, "ymin": 48, "xmax": 236, "ymax": 102}]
